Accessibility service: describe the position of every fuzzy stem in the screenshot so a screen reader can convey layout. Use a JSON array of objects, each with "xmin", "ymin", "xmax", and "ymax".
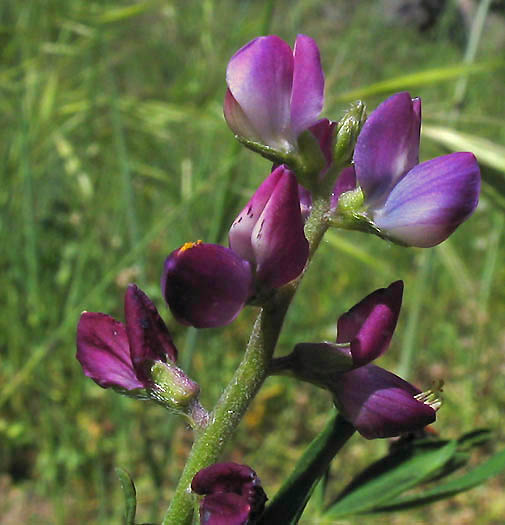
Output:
[{"xmin": 161, "ymin": 195, "xmax": 331, "ymax": 525}]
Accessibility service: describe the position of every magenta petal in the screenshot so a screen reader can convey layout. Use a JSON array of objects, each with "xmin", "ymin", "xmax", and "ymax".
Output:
[
  {"xmin": 374, "ymin": 152, "xmax": 481, "ymax": 247},
  {"xmin": 333, "ymin": 364, "xmax": 436, "ymax": 439},
  {"xmin": 161, "ymin": 243, "xmax": 253, "ymax": 328},
  {"xmin": 252, "ymin": 169, "xmax": 309, "ymax": 288},
  {"xmin": 337, "ymin": 281, "xmax": 403, "ymax": 367},
  {"xmin": 124, "ymin": 285, "xmax": 177, "ymax": 381},
  {"xmin": 76, "ymin": 312, "xmax": 144, "ymax": 390},
  {"xmin": 290, "ymin": 34, "xmax": 325, "ymax": 137},
  {"xmin": 226, "ymin": 36, "xmax": 295, "ymax": 150},
  {"xmin": 229, "ymin": 167, "xmax": 285, "ymax": 263},
  {"xmin": 354, "ymin": 92, "xmax": 421, "ymax": 204},
  {"xmin": 331, "ymin": 166, "xmax": 357, "ymax": 208}
]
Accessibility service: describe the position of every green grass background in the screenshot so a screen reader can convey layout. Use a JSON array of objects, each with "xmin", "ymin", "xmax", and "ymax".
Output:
[{"xmin": 2, "ymin": 0, "xmax": 505, "ymax": 523}]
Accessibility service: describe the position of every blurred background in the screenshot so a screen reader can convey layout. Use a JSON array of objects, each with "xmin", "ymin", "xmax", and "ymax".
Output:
[{"xmin": 2, "ymin": 0, "xmax": 505, "ymax": 523}]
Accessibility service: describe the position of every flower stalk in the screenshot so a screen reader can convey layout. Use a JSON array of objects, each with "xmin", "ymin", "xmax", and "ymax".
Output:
[{"xmin": 162, "ymin": 193, "xmax": 332, "ymax": 525}]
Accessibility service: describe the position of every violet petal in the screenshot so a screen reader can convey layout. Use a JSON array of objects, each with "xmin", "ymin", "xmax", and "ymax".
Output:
[
  {"xmin": 226, "ymin": 36, "xmax": 295, "ymax": 150},
  {"xmin": 76, "ymin": 312, "xmax": 144, "ymax": 390},
  {"xmin": 290, "ymin": 34, "xmax": 325, "ymax": 137},
  {"xmin": 124, "ymin": 284, "xmax": 177, "ymax": 382},
  {"xmin": 252, "ymin": 169, "xmax": 309, "ymax": 288},
  {"xmin": 373, "ymin": 152, "xmax": 481, "ymax": 247},
  {"xmin": 161, "ymin": 242, "xmax": 253, "ymax": 328},
  {"xmin": 337, "ymin": 281, "xmax": 403, "ymax": 367},
  {"xmin": 354, "ymin": 92, "xmax": 421, "ymax": 205},
  {"xmin": 333, "ymin": 364, "xmax": 436, "ymax": 439}
]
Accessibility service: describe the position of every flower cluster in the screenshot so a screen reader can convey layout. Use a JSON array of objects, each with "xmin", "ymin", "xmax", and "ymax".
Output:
[
  {"xmin": 75, "ymin": 32, "xmax": 482, "ymax": 524},
  {"xmin": 161, "ymin": 164, "xmax": 309, "ymax": 328},
  {"xmin": 283, "ymin": 282, "xmax": 439, "ymax": 439}
]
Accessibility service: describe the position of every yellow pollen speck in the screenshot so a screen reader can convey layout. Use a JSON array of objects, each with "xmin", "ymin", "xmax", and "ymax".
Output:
[{"xmin": 178, "ymin": 240, "xmax": 203, "ymax": 254}]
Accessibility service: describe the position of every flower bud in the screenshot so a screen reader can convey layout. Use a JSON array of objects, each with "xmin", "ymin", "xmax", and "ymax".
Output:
[
  {"xmin": 333, "ymin": 101, "xmax": 367, "ymax": 167},
  {"xmin": 192, "ymin": 462, "xmax": 267, "ymax": 525},
  {"xmin": 149, "ymin": 361, "xmax": 200, "ymax": 412}
]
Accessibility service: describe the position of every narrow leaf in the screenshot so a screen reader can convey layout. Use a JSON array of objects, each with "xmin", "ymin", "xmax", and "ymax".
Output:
[
  {"xmin": 258, "ymin": 411, "xmax": 355, "ymax": 524},
  {"xmin": 116, "ymin": 467, "xmax": 137, "ymax": 525},
  {"xmin": 325, "ymin": 440, "xmax": 457, "ymax": 518},
  {"xmin": 373, "ymin": 447, "xmax": 505, "ymax": 512}
]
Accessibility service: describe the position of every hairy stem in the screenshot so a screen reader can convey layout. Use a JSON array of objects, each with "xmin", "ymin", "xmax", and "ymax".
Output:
[{"xmin": 162, "ymin": 195, "xmax": 331, "ymax": 525}]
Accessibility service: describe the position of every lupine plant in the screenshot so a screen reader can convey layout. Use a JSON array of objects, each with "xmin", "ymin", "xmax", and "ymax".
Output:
[{"xmin": 76, "ymin": 35, "xmax": 505, "ymax": 525}]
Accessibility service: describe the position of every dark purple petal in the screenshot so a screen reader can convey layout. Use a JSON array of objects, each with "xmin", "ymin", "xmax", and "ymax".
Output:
[
  {"xmin": 192, "ymin": 462, "xmax": 260, "ymax": 496},
  {"xmin": 124, "ymin": 285, "xmax": 177, "ymax": 382},
  {"xmin": 229, "ymin": 167, "xmax": 284, "ymax": 263},
  {"xmin": 224, "ymin": 89, "xmax": 262, "ymax": 143},
  {"xmin": 226, "ymin": 36, "xmax": 295, "ymax": 150},
  {"xmin": 373, "ymin": 152, "xmax": 481, "ymax": 247},
  {"xmin": 309, "ymin": 118, "xmax": 336, "ymax": 171},
  {"xmin": 331, "ymin": 166, "xmax": 357, "ymax": 209},
  {"xmin": 192, "ymin": 462, "xmax": 267, "ymax": 525},
  {"xmin": 76, "ymin": 312, "xmax": 144, "ymax": 390},
  {"xmin": 161, "ymin": 242, "xmax": 253, "ymax": 328},
  {"xmin": 354, "ymin": 92, "xmax": 421, "ymax": 205},
  {"xmin": 290, "ymin": 34, "xmax": 325, "ymax": 137},
  {"xmin": 333, "ymin": 364, "xmax": 436, "ymax": 439},
  {"xmin": 336, "ymin": 281, "xmax": 403, "ymax": 367},
  {"xmin": 199, "ymin": 493, "xmax": 251, "ymax": 525},
  {"xmin": 252, "ymin": 169, "xmax": 309, "ymax": 288}
]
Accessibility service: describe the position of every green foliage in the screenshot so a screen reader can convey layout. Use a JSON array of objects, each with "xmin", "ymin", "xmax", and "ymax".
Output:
[{"xmin": 2, "ymin": 1, "xmax": 505, "ymax": 523}]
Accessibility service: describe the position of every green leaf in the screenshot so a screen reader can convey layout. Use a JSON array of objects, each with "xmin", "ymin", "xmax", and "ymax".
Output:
[
  {"xmin": 325, "ymin": 440, "xmax": 457, "ymax": 518},
  {"xmin": 372, "ymin": 447, "xmax": 505, "ymax": 512},
  {"xmin": 116, "ymin": 467, "xmax": 137, "ymax": 525},
  {"xmin": 258, "ymin": 411, "xmax": 355, "ymax": 525}
]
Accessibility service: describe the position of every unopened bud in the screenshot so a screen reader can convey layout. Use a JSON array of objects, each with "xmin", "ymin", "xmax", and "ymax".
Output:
[
  {"xmin": 149, "ymin": 361, "xmax": 200, "ymax": 412},
  {"xmin": 334, "ymin": 101, "xmax": 366, "ymax": 166}
]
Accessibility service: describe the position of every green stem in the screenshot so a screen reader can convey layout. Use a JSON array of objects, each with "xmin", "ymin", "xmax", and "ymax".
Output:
[{"xmin": 161, "ymin": 196, "xmax": 331, "ymax": 525}]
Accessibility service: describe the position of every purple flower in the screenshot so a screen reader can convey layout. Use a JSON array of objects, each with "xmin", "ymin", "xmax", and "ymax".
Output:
[
  {"xmin": 192, "ymin": 462, "xmax": 267, "ymax": 525},
  {"xmin": 346, "ymin": 91, "xmax": 481, "ymax": 247},
  {"xmin": 229, "ymin": 165, "xmax": 309, "ymax": 289},
  {"xmin": 332, "ymin": 364, "xmax": 438, "ymax": 439},
  {"xmin": 161, "ymin": 242, "xmax": 254, "ymax": 329},
  {"xmin": 76, "ymin": 284, "xmax": 178, "ymax": 391},
  {"xmin": 162, "ymin": 168, "xmax": 309, "ymax": 328},
  {"xmin": 224, "ymin": 34, "xmax": 324, "ymax": 153},
  {"xmin": 288, "ymin": 282, "xmax": 438, "ymax": 439}
]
